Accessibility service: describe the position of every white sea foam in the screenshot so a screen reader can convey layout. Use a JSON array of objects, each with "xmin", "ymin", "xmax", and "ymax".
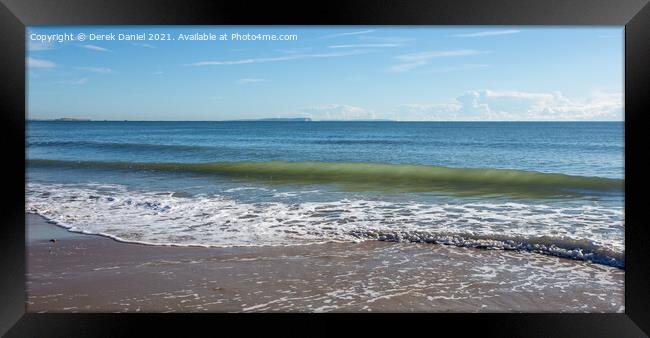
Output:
[{"xmin": 26, "ymin": 182, "xmax": 624, "ymax": 267}]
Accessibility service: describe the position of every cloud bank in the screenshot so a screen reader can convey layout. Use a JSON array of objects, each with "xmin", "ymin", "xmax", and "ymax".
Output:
[{"xmin": 398, "ymin": 90, "xmax": 623, "ymax": 121}]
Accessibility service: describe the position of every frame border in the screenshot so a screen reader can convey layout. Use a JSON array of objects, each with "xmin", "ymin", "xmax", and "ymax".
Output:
[{"xmin": 1, "ymin": 0, "xmax": 649, "ymax": 336}]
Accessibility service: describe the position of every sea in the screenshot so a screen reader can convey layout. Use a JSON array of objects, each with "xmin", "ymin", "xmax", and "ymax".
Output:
[{"xmin": 26, "ymin": 121, "xmax": 625, "ymax": 268}]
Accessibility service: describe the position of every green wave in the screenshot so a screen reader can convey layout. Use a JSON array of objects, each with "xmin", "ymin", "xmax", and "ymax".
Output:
[{"xmin": 28, "ymin": 159, "xmax": 623, "ymax": 198}]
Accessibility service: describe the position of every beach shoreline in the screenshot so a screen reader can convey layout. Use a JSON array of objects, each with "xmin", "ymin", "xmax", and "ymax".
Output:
[{"xmin": 26, "ymin": 213, "xmax": 624, "ymax": 313}]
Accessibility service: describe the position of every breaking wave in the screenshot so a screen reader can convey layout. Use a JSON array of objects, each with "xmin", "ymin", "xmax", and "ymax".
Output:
[
  {"xmin": 26, "ymin": 182, "xmax": 624, "ymax": 268},
  {"xmin": 28, "ymin": 159, "xmax": 623, "ymax": 198}
]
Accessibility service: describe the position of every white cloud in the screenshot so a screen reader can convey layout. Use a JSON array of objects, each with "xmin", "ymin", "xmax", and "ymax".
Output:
[
  {"xmin": 430, "ymin": 64, "xmax": 490, "ymax": 73},
  {"xmin": 78, "ymin": 66, "xmax": 113, "ymax": 74},
  {"xmin": 80, "ymin": 44, "xmax": 109, "ymax": 52},
  {"xmin": 277, "ymin": 47, "xmax": 313, "ymax": 54},
  {"xmin": 389, "ymin": 49, "xmax": 484, "ymax": 72},
  {"xmin": 193, "ymin": 59, "xmax": 255, "ymax": 66},
  {"xmin": 358, "ymin": 36, "xmax": 415, "ymax": 44},
  {"xmin": 328, "ymin": 43, "xmax": 399, "ymax": 48},
  {"xmin": 237, "ymin": 78, "xmax": 269, "ymax": 84},
  {"xmin": 58, "ymin": 78, "xmax": 89, "ymax": 85},
  {"xmin": 396, "ymin": 49, "xmax": 484, "ymax": 62},
  {"xmin": 452, "ymin": 30, "xmax": 521, "ymax": 38},
  {"xmin": 388, "ymin": 62, "xmax": 427, "ymax": 73},
  {"xmin": 299, "ymin": 104, "xmax": 376, "ymax": 121},
  {"xmin": 398, "ymin": 90, "xmax": 623, "ymax": 121},
  {"xmin": 396, "ymin": 103, "xmax": 463, "ymax": 120},
  {"xmin": 131, "ymin": 42, "xmax": 156, "ymax": 48},
  {"xmin": 28, "ymin": 40, "xmax": 54, "ymax": 51},
  {"xmin": 188, "ymin": 50, "xmax": 368, "ymax": 66},
  {"xmin": 321, "ymin": 30, "xmax": 376, "ymax": 39},
  {"xmin": 27, "ymin": 57, "xmax": 55, "ymax": 68}
]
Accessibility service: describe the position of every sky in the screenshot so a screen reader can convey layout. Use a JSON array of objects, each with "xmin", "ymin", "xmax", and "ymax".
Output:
[{"xmin": 26, "ymin": 26, "xmax": 623, "ymax": 121}]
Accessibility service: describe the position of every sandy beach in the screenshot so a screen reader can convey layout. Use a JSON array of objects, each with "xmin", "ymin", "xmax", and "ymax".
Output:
[{"xmin": 26, "ymin": 213, "xmax": 624, "ymax": 313}]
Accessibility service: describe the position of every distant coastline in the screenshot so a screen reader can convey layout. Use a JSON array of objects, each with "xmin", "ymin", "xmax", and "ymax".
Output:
[
  {"xmin": 27, "ymin": 117, "xmax": 398, "ymax": 122},
  {"xmin": 40, "ymin": 118, "xmax": 92, "ymax": 122},
  {"xmin": 26, "ymin": 118, "xmax": 621, "ymax": 123},
  {"xmin": 232, "ymin": 117, "xmax": 312, "ymax": 122}
]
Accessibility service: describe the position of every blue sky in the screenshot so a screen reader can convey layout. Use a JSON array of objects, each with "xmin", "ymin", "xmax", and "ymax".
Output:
[{"xmin": 27, "ymin": 26, "xmax": 623, "ymax": 121}]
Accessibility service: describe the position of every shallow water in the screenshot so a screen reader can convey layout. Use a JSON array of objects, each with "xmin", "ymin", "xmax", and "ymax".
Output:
[{"xmin": 26, "ymin": 215, "xmax": 624, "ymax": 313}]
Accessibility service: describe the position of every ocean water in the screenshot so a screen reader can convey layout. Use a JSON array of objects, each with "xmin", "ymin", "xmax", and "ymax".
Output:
[{"xmin": 26, "ymin": 121, "xmax": 625, "ymax": 267}]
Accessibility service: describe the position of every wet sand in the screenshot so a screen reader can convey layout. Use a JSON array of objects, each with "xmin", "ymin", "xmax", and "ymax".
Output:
[{"xmin": 26, "ymin": 213, "xmax": 624, "ymax": 313}]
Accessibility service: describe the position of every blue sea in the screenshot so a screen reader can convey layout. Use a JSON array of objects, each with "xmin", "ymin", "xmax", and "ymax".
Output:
[{"xmin": 26, "ymin": 121, "xmax": 625, "ymax": 267}]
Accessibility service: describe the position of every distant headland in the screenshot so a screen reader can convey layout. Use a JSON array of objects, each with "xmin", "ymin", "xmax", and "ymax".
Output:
[
  {"xmin": 28, "ymin": 117, "xmax": 93, "ymax": 122},
  {"xmin": 27, "ymin": 117, "xmax": 404, "ymax": 122},
  {"xmin": 235, "ymin": 118, "xmax": 312, "ymax": 122},
  {"xmin": 53, "ymin": 117, "xmax": 92, "ymax": 121}
]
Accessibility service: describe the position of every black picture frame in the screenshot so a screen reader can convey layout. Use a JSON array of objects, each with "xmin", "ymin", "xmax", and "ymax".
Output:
[{"xmin": 1, "ymin": 0, "xmax": 649, "ymax": 336}]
